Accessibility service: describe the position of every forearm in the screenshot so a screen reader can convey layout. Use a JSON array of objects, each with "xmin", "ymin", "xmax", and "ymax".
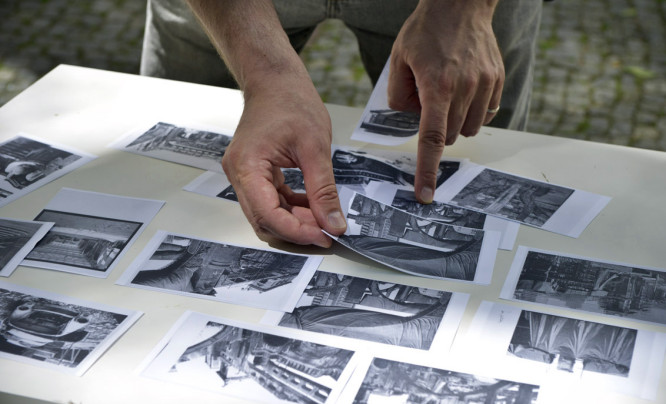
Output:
[{"xmin": 185, "ymin": 0, "xmax": 311, "ymax": 96}]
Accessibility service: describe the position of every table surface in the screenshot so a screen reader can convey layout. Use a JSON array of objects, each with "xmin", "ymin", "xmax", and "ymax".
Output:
[{"xmin": 0, "ymin": 65, "xmax": 664, "ymax": 404}]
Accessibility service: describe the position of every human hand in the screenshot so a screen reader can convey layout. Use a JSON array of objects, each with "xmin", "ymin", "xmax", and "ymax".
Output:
[
  {"xmin": 388, "ymin": 0, "xmax": 503, "ymax": 203},
  {"xmin": 221, "ymin": 78, "xmax": 347, "ymax": 248}
]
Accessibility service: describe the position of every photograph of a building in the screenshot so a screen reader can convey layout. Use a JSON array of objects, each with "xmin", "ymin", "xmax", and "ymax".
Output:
[
  {"xmin": 391, "ymin": 189, "xmax": 487, "ymax": 229},
  {"xmin": 0, "ymin": 136, "xmax": 82, "ymax": 190},
  {"xmin": 26, "ymin": 210, "xmax": 141, "ymax": 271},
  {"xmin": 0, "ymin": 218, "xmax": 49, "ymax": 273},
  {"xmin": 172, "ymin": 320, "xmax": 354, "ymax": 404},
  {"xmin": 512, "ymin": 251, "xmax": 666, "ymax": 325},
  {"xmin": 508, "ymin": 310, "xmax": 636, "ymax": 377},
  {"xmin": 278, "ymin": 271, "xmax": 452, "ymax": 349},
  {"xmin": 450, "ymin": 168, "xmax": 574, "ymax": 226},
  {"xmin": 353, "ymin": 358, "xmax": 539, "ymax": 404},
  {"xmin": 360, "ymin": 109, "xmax": 420, "ymax": 137}
]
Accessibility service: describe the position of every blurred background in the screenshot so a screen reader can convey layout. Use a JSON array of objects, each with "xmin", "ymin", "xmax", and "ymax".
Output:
[{"xmin": 0, "ymin": 0, "xmax": 664, "ymax": 151}]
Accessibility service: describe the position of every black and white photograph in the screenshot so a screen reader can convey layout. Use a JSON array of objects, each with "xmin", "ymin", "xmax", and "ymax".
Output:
[
  {"xmin": 344, "ymin": 357, "xmax": 540, "ymax": 404},
  {"xmin": 434, "ymin": 164, "xmax": 611, "ymax": 237},
  {"xmin": 331, "ymin": 188, "xmax": 499, "ymax": 284},
  {"xmin": 21, "ymin": 188, "xmax": 164, "ymax": 277},
  {"xmin": 0, "ymin": 218, "xmax": 53, "ymax": 277},
  {"xmin": 110, "ymin": 121, "xmax": 234, "ymax": 172},
  {"xmin": 0, "ymin": 281, "xmax": 141, "ymax": 376},
  {"xmin": 117, "ymin": 231, "xmax": 322, "ymax": 312},
  {"xmin": 351, "ymin": 58, "xmax": 422, "ymax": 146},
  {"xmin": 508, "ymin": 310, "xmax": 637, "ymax": 377},
  {"xmin": 367, "ymin": 184, "xmax": 519, "ymax": 251},
  {"xmin": 0, "ymin": 134, "xmax": 95, "ymax": 207},
  {"xmin": 263, "ymin": 270, "xmax": 467, "ymax": 351},
  {"xmin": 140, "ymin": 311, "xmax": 358, "ymax": 404},
  {"xmin": 501, "ymin": 246, "xmax": 666, "ymax": 326},
  {"xmin": 458, "ymin": 302, "xmax": 666, "ymax": 401}
]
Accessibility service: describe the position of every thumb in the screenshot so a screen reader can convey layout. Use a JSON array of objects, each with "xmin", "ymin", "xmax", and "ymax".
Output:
[{"xmin": 299, "ymin": 147, "xmax": 347, "ymax": 236}]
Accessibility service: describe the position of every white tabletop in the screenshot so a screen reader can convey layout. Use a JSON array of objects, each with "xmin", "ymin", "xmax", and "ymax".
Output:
[{"xmin": 0, "ymin": 65, "xmax": 664, "ymax": 404}]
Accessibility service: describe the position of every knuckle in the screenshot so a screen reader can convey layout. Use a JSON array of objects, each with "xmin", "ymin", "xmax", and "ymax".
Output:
[
  {"xmin": 308, "ymin": 182, "xmax": 339, "ymax": 204},
  {"xmin": 420, "ymin": 130, "xmax": 447, "ymax": 150}
]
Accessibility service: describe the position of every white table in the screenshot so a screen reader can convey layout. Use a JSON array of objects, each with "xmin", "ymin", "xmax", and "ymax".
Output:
[{"xmin": 0, "ymin": 65, "xmax": 664, "ymax": 404}]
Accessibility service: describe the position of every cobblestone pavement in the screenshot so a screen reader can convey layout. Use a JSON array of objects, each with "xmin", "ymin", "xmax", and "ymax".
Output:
[{"xmin": 1, "ymin": 0, "xmax": 664, "ymax": 151}]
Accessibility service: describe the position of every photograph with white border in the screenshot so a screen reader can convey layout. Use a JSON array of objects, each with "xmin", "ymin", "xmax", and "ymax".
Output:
[
  {"xmin": 455, "ymin": 301, "xmax": 666, "ymax": 401},
  {"xmin": 350, "ymin": 58, "xmax": 421, "ymax": 146},
  {"xmin": 117, "ymin": 230, "xmax": 322, "ymax": 312},
  {"xmin": 139, "ymin": 310, "xmax": 360, "ymax": 404},
  {"xmin": 22, "ymin": 188, "xmax": 164, "ymax": 278},
  {"xmin": 0, "ymin": 134, "xmax": 96, "ymax": 208},
  {"xmin": 262, "ymin": 270, "xmax": 468, "ymax": 352},
  {"xmin": 501, "ymin": 246, "xmax": 666, "ymax": 326},
  {"xmin": 0, "ymin": 281, "xmax": 141, "ymax": 376},
  {"xmin": 366, "ymin": 182, "xmax": 519, "ymax": 250},
  {"xmin": 0, "ymin": 217, "xmax": 53, "ymax": 277},
  {"xmin": 109, "ymin": 121, "xmax": 235, "ymax": 172},
  {"xmin": 329, "ymin": 188, "xmax": 499, "ymax": 284},
  {"xmin": 336, "ymin": 354, "xmax": 541, "ymax": 404},
  {"xmin": 434, "ymin": 164, "xmax": 611, "ymax": 237}
]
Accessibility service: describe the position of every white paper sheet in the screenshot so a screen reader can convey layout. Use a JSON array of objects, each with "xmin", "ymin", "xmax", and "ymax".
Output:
[
  {"xmin": 434, "ymin": 163, "xmax": 611, "ymax": 237},
  {"xmin": 261, "ymin": 269, "xmax": 469, "ymax": 355},
  {"xmin": 455, "ymin": 301, "xmax": 666, "ymax": 401},
  {"xmin": 500, "ymin": 246, "xmax": 666, "ymax": 327},
  {"xmin": 350, "ymin": 58, "xmax": 421, "ymax": 146},
  {"xmin": 0, "ymin": 281, "xmax": 141, "ymax": 376},
  {"xmin": 365, "ymin": 182, "xmax": 519, "ymax": 250},
  {"xmin": 116, "ymin": 230, "xmax": 323, "ymax": 312},
  {"xmin": 21, "ymin": 188, "xmax": 164, "ymax": 278},
  {"xmin": 329, "ymin": 188, "xmax": 500, "ymax": 284},
  {"xmin": 0, "ymin": 217, "xmax": 53, "ymax": 277},
  {"xmin": 138, "ymin": 310, "xmax": 362, "ymax": 404},
  {"xmin": 109, "ymin": 121, "xmax": 236, "ymax": 172},
  {"xmin": 0, "ymin": 134, "xmax": 96, "ymax": 208}
]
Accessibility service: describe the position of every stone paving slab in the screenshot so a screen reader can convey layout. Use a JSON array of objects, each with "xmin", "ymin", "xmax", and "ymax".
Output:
[{"xmin": 0, "ymin": 0, "xmax": 664, "ymax": 151}]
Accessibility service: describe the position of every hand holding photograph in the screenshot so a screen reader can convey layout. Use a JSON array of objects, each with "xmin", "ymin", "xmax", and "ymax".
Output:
[
  {"xmin": 117, "ymin": 231, "xmax": 322, "ymax": 312},
  {"xmin": 434, "ymin": 164, "xmax": 611, "ymax": 237},
  {"xmin": 140, "ymin": 311, "xmax": 359, "ymax": 404},
  {"xmin": 0, "ymin": 281, "xmax": 141, "ymax": 376},
  {"xmin": 0, "ymin": 217, "xmax": 53, "ymax": 277},
  {"xmin": 329, "ymin": 188, "xmax": 500, "ymax": 284}
]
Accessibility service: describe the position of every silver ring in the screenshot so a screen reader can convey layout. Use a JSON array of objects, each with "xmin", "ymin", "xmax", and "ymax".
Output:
[{"xmin": 487, "ymin": 106, "xmax": 500, "ymax": 114}]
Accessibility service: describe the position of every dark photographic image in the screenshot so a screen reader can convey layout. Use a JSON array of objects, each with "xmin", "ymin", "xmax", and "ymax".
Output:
[
  {"xmin": 361, "ymin": 109, "xmax": 420, "ymax": 137},
  {"xmin": 332, "ymin": 149, "xmax": 459, "ymax": 190},
  {"xmin": 0, "ymin": 218, "xmax": 50, "ymax": 275},
  {"xmin": 353, "ymin": 358, "xmax": 540, "ymax": 404},
  {"xmin": 26, "ymin": 210, "xmax": 142, "ymax": 271},
  {"xmin": 450, "ymin": 168, "xmax": 574, "ymax": 226},
  {"xmin": 125, "ymin": 122, "xmax": 232, "ymax": 162},
  {"xmin": 156, "ymin": 316, "xmax": 354, "ymax": 404},
  {"xmin": 0, "ymin": 285, "xmax": 132, "ymax": 374},
  {"xmin": 391, "ymin": 189, "xmax": 487, "ymax": 229},
  {"xmin": 278, "ymin": 271, "xmax": 453, "ymax": 349},
  {"xmin": 508, "ymin": 310, "xmax": 636, "ymax": 377},
  {"xmin": 0, "ymin": 136, "xmax": 82, "ymax": 190},
  {"xmin": 339, "ymin": 192, "xmax": 488, "ymax": 281},
  {"xmin": 511, "ymin": 250, "xmax": 666, "ymax": 325}
]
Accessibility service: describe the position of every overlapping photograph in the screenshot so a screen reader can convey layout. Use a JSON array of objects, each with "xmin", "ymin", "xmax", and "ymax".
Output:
[
  {"xmin": 22, "ymin": 188, "xmax": 164, "ymax": 277},
  {"xmin": 117, "ymin": 231, "xmax": 322, "ymax": 312},
  {"xmin": 457, "ymin": 302, "xmax": 666, "ymax": 400},
  {"xmin": 140, "ymin": 311, "xmax": 359, "ymax": 403},
  {"xmin": 338, "ymin": 356, "xmax": 540, "ymax": 404},
  {"xmin": 262, "ymin": 270, "xmax": 468, "ymax": 351},
  {"xmin": 109, "ymin": 121, "xmax": 234, "ymax": 172},
  {"xmin": 0, "ymin": 281, "xmax": 141, "ymax": 376},
  {"xmin": 367, "ymin": 183, "xmax": 519, "ymax": 250},
  {"xmin": 0, "ymin": 134, "xmax": 95, "ymax": 207},
  {"xmin": 351, "ymin": 58, "xmax": 422, "ymax": 146},
  {"xmin": 434, "ymin": 164, "xmax": 611, "ymax": 237},
  {"xmin": 0, "ymin": 218, "xmax": 53, "ymax": 276},
  {"xmin": 329, "ymin": 188, "xmax": 500, "ymax": 284},
  {"xmin": 501, "ymin": 246, "xmax": 666, "ymax": 326}
]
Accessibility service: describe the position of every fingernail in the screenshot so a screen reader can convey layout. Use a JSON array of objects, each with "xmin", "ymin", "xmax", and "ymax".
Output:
[
  {"xmin": 328, "ymin": 211, "xmax": 347, "ymax": 230},
  {"xmin": 420, "ymin": 187, "xmax": 434, "ymax": 204}
]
